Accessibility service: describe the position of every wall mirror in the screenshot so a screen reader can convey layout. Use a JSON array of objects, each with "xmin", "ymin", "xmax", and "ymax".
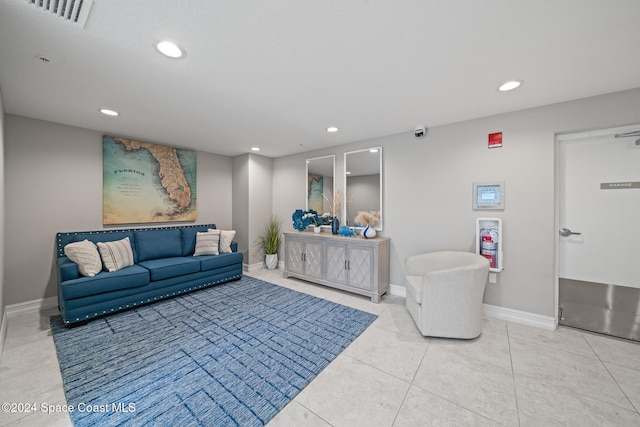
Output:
[
  {"xmin": 344, "ymin": 147, "xmax": 383, "ymax": 230},
  {"xmin": 306, "ymin": 154, "xmax": 335, "ymax": 220}
]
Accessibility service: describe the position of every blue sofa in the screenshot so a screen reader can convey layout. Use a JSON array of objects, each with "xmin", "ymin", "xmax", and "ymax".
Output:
[{"xmin": 56, "ymin": 224, "xmax": 243, "ymax": 325}]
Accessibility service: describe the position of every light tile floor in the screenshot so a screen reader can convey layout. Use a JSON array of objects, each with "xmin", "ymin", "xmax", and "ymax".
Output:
[{"xmin": 1, "ymin": 268, "xmax": 639, "ymax": 426}]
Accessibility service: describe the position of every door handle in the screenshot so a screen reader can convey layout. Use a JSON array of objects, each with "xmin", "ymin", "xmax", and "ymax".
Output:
[{"xmin": 559, "ymin": 228, "xmax": 581, "ymax": 237}]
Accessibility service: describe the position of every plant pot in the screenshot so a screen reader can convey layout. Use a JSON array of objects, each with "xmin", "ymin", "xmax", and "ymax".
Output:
[
  {"xmin": 313, "ymin": 226, "xmax": 321, "ymax": 234},
  {"xmin": 265, "ymin": 254, "xmax": 278, "ymax": 270},
  {"xmin": 331, "ymin": 216, "xmax": 340, "ymax": 234}
]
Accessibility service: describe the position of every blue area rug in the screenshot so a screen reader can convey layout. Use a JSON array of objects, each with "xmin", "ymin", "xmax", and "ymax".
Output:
[{"xmin": 51, "ymin": 276, "xmax": 377, "ymax": 426}]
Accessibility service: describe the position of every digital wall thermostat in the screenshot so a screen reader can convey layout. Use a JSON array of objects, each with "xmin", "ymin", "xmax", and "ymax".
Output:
[{"xmin": 473, "ymin": 181, "xmax": 505, "ymax": 210}]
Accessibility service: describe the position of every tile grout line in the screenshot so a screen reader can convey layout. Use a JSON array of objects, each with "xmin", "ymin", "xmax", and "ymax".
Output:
[
  {"xmin": 295, "ymin": 400, "xmax": 335, "ymax": 427},
  {"xmin": 581, "ymin": 331, "xmax": 640, "ymax": 414},
  {"xmin": 506, "ymin": 322, "xmax": 522, "ymax": 427},
  {"xmin": 405, "ymin": 339, "xmax": 509, "ymax": 426},
  {"xmin": 389, "ymin": 339, "xmax": 431, "ymax": 427}
]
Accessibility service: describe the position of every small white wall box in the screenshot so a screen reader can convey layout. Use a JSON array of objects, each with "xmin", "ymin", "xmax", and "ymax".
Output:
[
  {"xmin": 472, "ymin": 181, "xmax": 505, "ymax": 210},
  {"xmin": 476, "ymin": 217, "xmax": 503, "ymax": 272}
]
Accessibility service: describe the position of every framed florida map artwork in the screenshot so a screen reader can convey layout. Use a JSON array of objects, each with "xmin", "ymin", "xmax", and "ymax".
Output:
[{"xmin": 103, "ymin": 135, "xmax": 197, "ymax": 225}]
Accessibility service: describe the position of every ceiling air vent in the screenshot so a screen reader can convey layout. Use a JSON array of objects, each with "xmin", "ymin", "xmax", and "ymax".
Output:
[{"xmin": 28, "ymin": 0, "xmax": 94, "ymax": 28}]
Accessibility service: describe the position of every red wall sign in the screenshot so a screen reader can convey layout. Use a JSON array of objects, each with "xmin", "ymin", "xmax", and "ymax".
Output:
[{"xmin": 488, "ymin": 132, "xmax": 502, "ymax": 148}]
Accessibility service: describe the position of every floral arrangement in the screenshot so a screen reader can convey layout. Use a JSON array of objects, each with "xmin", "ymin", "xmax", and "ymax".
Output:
[
  {"xmin": 316, "ymin": 212, "xmax": 332, "ymax": 226},
  {"xmin": 292, "ymin": 209, "xmax": 315, "ymax": 231},
  {"xmin": 354, "ymin": 211, "xmax": 380, "ymax": 227},
  {"xmin": 292, "ymin": 209, "xmax": 331, "ymax": 231}
]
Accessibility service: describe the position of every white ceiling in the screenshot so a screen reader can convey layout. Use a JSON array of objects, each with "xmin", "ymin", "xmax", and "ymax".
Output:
[{"xmin": 1, "ymin": 0, "xmax": 640, "ymax": 158}]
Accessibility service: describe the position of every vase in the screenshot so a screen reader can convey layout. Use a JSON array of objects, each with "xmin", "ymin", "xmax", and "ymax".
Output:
[
  {"xmin": 361, "ymin": 225, "xmax": 376, "ymax": 239},
  {"xmin": 331, "ymin": 216, "xmax": 340, "ymax": 235},
  {"xmin": 265, "ymin": 254, "xmax": 278, "ymax": 270},
  {"xmin": 313, "ymin": 226, "xmax": 321, "ymax": 234}
]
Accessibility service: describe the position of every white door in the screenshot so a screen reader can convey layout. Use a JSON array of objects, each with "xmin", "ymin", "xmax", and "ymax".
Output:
[
  {"xmin": 558, "ymin": 126, "xmax": 640, "ymax": 288},
  {"xmin": 557, "ymin": 125, "xmax": 640, "ymax": 340}
]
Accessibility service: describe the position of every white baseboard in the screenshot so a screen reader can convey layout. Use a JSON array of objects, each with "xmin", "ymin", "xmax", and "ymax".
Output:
[
  {"xmin": 246, "ymin": 261, "xmax": 286, "ymax": 273},
  {"xmin": 0, "ymin": 309, "xmax": 7, "ymax": 360},
  {"xmin": 483, "ymin": 303, "xmax": 557, "ymax": 331},
  {"xmin": 389, "ymin": 283, "xmax": 406, "ymax": 297},
  {"xmin": 5, "ymin": 296, "xmax": 58, "ymax": 317},
  {"xmin": 387, "ymin": 284, "xmax": 556, "ymax": 331},
  {"xmin": 1, "ymin": 297, "xmax": 59, "ymax": 358},
  {"xmin": 244, "ymin": 262, "xmax": 266, "ymax": 273}
]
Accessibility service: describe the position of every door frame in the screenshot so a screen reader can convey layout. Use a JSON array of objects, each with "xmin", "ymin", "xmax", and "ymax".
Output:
[{"xmin": 554, "ymin": 123, "xmax": 640, "ymax": 326}]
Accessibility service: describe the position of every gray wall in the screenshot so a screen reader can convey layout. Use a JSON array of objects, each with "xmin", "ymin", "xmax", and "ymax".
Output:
[
  {"xmin": 232, "ymin": 154, "xmax": 250, "ymax": 263},
  {"xmin": 3, "ymin": 115, "xmax": 233, "ymax": 305},
  {"xmin": 247, "ymin": 154, "xmax": 273, "ymax": 265},
  {"xmin": 0, "ymin": 85, "xmax": 5, "ymax": 323},
  {"xmin": 273, "ymin": 88, "xmax": 640, "ymax": 318},
  {"xmin": 3, "ymin": 88, "xmax": 640, "ymax": 319},
  {"xmin": 232, "ymin": 153, "xmax": 274, "ymax": 266}
]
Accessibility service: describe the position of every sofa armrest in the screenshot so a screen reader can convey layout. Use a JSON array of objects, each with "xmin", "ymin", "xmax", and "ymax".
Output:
[
  {"xmin": 231, "ymin": 241, "xmax": 238, "ymax": 252},
  {"xmin": 57, "ymin": 257, "xmax": 79, "ymax": 282}
]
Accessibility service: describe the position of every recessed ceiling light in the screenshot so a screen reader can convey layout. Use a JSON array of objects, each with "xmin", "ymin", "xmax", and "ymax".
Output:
[
  {"xmin": 346, "ymin": 171, "xmax": 351, "ymax": 175},
  {"xmin": 99, "ymin": 108, "xmax": 120, "ymax": 116},
  {"xmin": 326, "ymin": 126, "xmax": 339, "ymax": 133},
  {"xmin": 156, "ymin": 41, "xmax": 185, "ymax": 59},
  {"xmin": 498, "ymin": 80, "xmax": 523, "ymax": 92},
  {"xmin": 369, "ymin": 148, "xmax": 379, "ymax": 153},
  {"xmin": 251, "ymin": 147, "xmax": 261, "ymax": 151}
]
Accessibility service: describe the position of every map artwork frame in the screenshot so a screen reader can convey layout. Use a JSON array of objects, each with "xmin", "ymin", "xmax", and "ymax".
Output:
[{"xmin": 103, "ymin": 135, "xmax": 197, "ymax": 225}]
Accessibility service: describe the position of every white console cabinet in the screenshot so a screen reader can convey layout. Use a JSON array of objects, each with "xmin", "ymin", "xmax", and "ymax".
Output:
[{"xmin": 283, "ymin": 231, "xmax": 390, "ymax": 302}]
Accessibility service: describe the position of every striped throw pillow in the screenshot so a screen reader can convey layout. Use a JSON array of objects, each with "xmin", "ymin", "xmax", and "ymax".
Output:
[
  {"xmin": 194, "ymin": 230, "xmax": 221, "ymax": 256},
  {"xmin": 97, "ymin": 237, "xmax": 134, "ymax": 272}
]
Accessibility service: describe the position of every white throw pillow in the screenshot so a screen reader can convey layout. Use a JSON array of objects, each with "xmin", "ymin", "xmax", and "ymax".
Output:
[
  {"xmin": 219, "ymin": 230, "xmax": 236, "ymax": 254},
  {"xmin": 97, "ymin": 237, "xmax": 134, "ymax": 272},
  {"xmin": 194, "ymin": 229, "xmax": 221, "ymax": 256},
  {"xmin": 64, "ymin": 240, "xmax": 102, "ymax": 277}
]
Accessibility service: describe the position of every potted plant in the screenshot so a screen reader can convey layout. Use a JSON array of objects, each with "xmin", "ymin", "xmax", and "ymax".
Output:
[{"xmin": 256, "ymin": 216, "xmax": 282, "ymax": 269}]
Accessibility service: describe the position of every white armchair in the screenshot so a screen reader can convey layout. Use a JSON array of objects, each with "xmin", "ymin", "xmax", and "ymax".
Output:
[{"xmin": 405, "ymin": 251, "xmax": 490, "ymax": 339}]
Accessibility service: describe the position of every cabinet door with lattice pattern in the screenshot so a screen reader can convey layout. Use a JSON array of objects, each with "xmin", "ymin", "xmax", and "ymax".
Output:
[
  {"xmin": 325, "ymin": 243, "xmax": 348, "ymax": 285},
  {"xmin": 285, "ymin": 238, "xmax": 305, "ymax": 275},
  {"xmin": 304, "ymin": 240, "xmax": 324, "ymax": 279},
  {"xmin": 347, "ymin": 246, "xmax": 374, "ymax": 290}
]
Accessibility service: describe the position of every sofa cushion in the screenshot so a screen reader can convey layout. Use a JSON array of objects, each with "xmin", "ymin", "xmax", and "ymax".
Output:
[
  {"xmin": 199, "ymin": 252, "xmax": 244, "ymax": 272},
  {"xmin": 97, "ymin": 237, "xmax": 135, "ymax": 272},
  {"xmin": 138, "ymin": 257, "xmax": 201, "ymax": 281},
  {"xmin": 60, "ymin": 265, "xmax": 150, "ymax": 300},
  {"xmin": 193, "ymin": 230, "xmax": 221, "ymax": 256},
  {"xmin": 135, "ymin": 229, "xmax": 183, "ymax": 261},
  {"xmin": 64, "ymin": 240, "xmax": 102, "ymax": 277}
]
